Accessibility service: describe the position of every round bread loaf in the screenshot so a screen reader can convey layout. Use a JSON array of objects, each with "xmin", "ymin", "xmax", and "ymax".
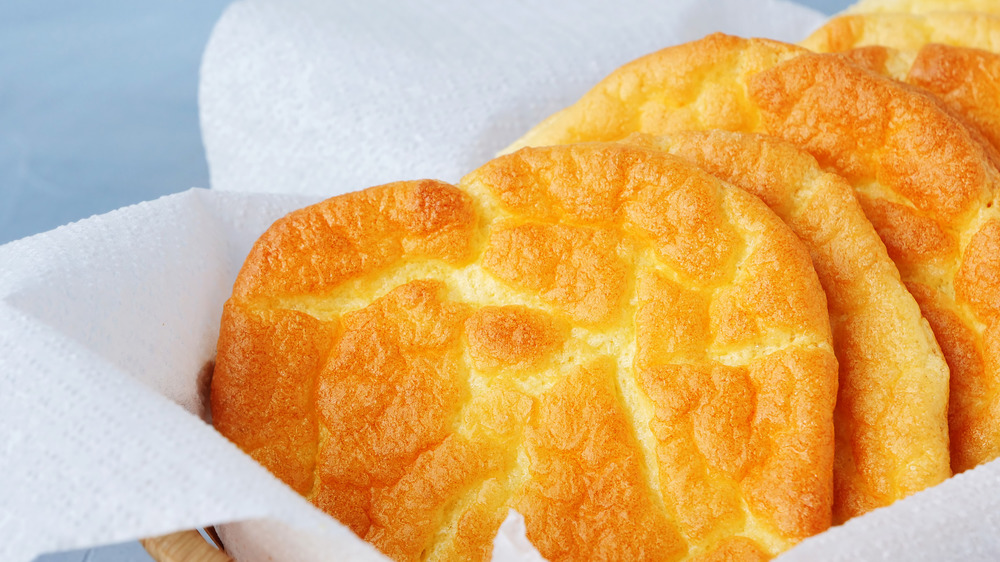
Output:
[
  {"xmin": 801, "ymin": 12, "xmax": 1000, "ymax": 52},
  {"xmin": 505, "ymin": 32, "xmax": 1000, "ymax": 480},
  {"xmin": 212, "ymin": 143, "xmax": 838, "ymax": 561},
  {"xmin": 845, "ymin": 0, "xmax": 1000, "ymax": 14},
  {"xmin": 842, "ymin": 44, "xmax": 1000, "ymax": 156},
  {"xmin": 618, "ymin": 130, "xmax": 950, "ymax": 522}
]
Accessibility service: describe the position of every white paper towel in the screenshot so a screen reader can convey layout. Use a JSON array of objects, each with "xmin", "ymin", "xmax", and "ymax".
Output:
[
  {"xmin": 8, "ymin": 0, "xmax": 998, "ymax": 560},
  {"xmin": 777, "ymin": 462, "xmax": 1000, "ymax": 561},
  {"xmin": 0, "ymin": 190, "xmax": 386, "ymax": 562},
  {"xmin": 200, "ymin": 0, "xmax": 827, "ymax": 194},
  {"xmin": 0, "ymin": 185, "xmax": 551, "ymax": 561},
  {"xmin": 4, "ymin": 188, "xmax": 1000, "ymax": 562}
]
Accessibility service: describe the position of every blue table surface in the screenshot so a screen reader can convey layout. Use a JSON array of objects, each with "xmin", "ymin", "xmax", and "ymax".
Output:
[{"xmin": 7, "ymin": 0, "xmax": 848, "ymax": 559}]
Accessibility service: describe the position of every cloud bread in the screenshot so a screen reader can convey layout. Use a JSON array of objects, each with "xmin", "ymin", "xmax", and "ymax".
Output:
[
  {"xmin": 618, "ymin": 130, "xmax": 950, "ymax": 522},
  {"xmin": 504, "ymin": 33, "xmax": 1000, "ymax": 477},
  {"xmin": 801, "ymin": 12, "xmax": 1000, "ymax": 52},
  {"xmin": 842, "ymin": 44, "xmax": 1000, "ymax": 156},
  {"xmin": 845, "ymin": 0, "xmax": 1000, "ymax": 15},
  {"xmin": 212, "ymin": 143, "xmax": 838, "ymax": 560}
]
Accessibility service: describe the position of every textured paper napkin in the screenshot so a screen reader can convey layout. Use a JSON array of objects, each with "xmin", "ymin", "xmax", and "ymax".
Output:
[
  {"xmin": 0, "ymin": 189, "xmax": 384, "ymax": 561},
  {"xmin": 10, "ymin": 0, "xmax": 996, "ymax": 560},
  {"xmin": 200, "ymin": 0, "xmax": 826, "ymax": 194},
  {"xmin": 2, "ymin": 188, "xmax": 998, "ymax": 561}
]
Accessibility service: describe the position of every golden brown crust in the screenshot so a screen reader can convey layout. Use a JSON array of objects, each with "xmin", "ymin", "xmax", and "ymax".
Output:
[
  {"xmin": 518, "ymin": 361, "xmax": 687, "ymax": 561},
  {"xmin": 906, "ymin": 44, "xmax": 1000, "ymax": 155},
  {"xmin": 689, "ymin": 536, "xmax": 769, "ymax": 562},
  {"xmin": 502, "ymin": 34, "xmax": 807, "ymax": 155},
  {"xmin": 846, "ymin": 0, "xmax": 1000, "ymax": 13},
  {"xmin": 747, "ymin": 52, "xmax": 990, "ymax": 224},
  {"xmin": 505, "ymin": 34, "xmax": 976, "ymax": 514},
  {"xmin": 213, "ymin": 304, "xmax": 331, "ymax": 495},
  {"xmin": 832, "ymin": 45, "xmax": 1000, "ymax": 472},
  {"xmin": 481, "ymin": 222, "xmax": 629, "ymax": 323},
  {"xmin": 801, "ymin": 12, "xmax": 1000, "ymax": 53},
  {"xmin": 213, "ymin": 143, "xmax": 838, "ymax": 560},
  {"xmin": 465, "ymin": 306, "xmax": 566, "ymax": 370},
  {"xmin": 621, "ymin": 130, "xmax": 951, "ymax": 522},
  {"xmin": 747, "ymin": 49, "xmax": 1000, "ymax": 473},
  {"xmin": 232, "ymin": 179, "xmax": 477, "ymax": 301}
]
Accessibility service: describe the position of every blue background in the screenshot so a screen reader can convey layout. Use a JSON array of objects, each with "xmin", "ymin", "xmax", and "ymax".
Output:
[
  {"xmin": 1, "ymin": 0, "xmax": 230, "ymax": 246},
  {"xmin": 6, "ymin": 0, "xmax": 848, "ymax": 559}
]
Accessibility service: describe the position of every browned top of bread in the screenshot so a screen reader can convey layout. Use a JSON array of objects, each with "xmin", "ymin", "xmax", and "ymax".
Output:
[
  {"xmin": 504, "ymin": 32, "xmax": 1000, "ymax": 476},
  {"xmin": 843, "ymin": 43, "xmax": 1000, "ymax": 157},
  {"xmin": 845, "ymin": 0, "xmax": 1000, "ymax": 13},
  {"xmin": 801, "ymin": 12, "xmax": 1000, "ymax": 52},
  {"xmin": 212, "ymin": 143, "xmax": 838, "ymax": 560},
  {"xmin": 620, "ymin": 130, "xmax": 950, "ymax": 522},
  {"xmin": 503, "ymin": 34, "xmax": 807, "ymax": 155}
]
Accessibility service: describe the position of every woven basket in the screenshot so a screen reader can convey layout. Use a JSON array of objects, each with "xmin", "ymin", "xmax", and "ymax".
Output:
[{"xmin": 141, "ymin": 528, "xmax": 231, "ymax": 562}]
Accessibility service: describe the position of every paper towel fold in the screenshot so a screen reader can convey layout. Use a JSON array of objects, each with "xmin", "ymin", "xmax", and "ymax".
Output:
[
  {"xmin": 6, "ymin": 0, "xmax": 997, "ymax": 560},
  {"xmin": 4, "ymin": 187, "xmax": 1000, "ymax": 562},
  {"xmin": 0, "ymin": 186, "xmax": 551, "ymax": 561},
  {"xmin": 776, "ymin": 461, "xmax": 1000, "ymax": 561},
  {"xmin": 200, "ymin": 0, "xmax": 826, "ymax": 195},
  {"xmin": 0, "ymin": 190, "xmax": 385, "ymax": 561}
]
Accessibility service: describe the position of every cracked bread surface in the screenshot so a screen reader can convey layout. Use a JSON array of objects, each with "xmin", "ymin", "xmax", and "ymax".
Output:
[
  {"xmin": 845, "ymin": 0, "xmax": 1000, "ymax": 13},
  {"xmin": 212, "ymin": 143, "xmax": 837, "ymax": 561},
  {"xmin": 619, "ymin": 130, "xmax": 951, "ymax": 522},
  {"xmin": 802, "ymin": 12, "xmax": 1000, "ymax": 52},
  {"xmin": 842, "ymin": 44, "xmax": 1000, "ymax": 159},
  {"xmin": 503, "ymin": 31, "xmax": 1000, "ymax": 505}
]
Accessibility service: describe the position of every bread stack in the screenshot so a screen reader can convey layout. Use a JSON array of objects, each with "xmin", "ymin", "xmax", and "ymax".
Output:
[{"xmin": 211, "ymin": 1, "xmax": 1000, "ymax": 559}]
